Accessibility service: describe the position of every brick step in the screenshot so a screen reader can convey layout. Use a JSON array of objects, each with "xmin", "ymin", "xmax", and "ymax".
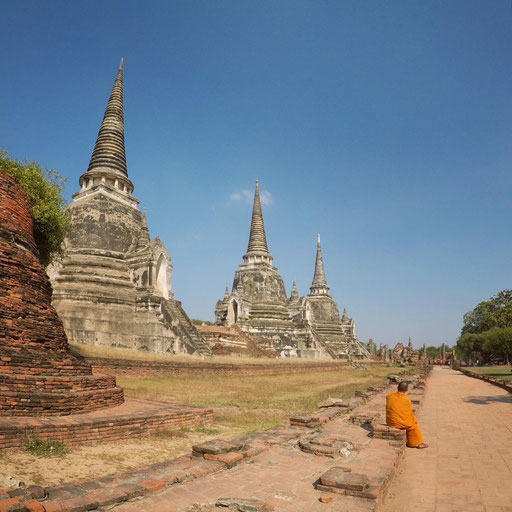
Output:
[
  {"xmin": 0, "ymin": 373, "xmax": 117, "ymax": 391},
  {"xmin": 0, "ymin": 349, "xmax": 92, "ymax": 376},
  {"xmin": 0, "ymin": 385, "xmax": 124, "ymax": 416}
]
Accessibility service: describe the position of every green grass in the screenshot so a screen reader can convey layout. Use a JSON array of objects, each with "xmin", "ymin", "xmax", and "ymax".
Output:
[
  {"xmin": 466, "ymin": 365, "xmax": 512, "ymax": 381},
  {"xmin": 25, "ymin": 437, "xmax": 69, "ymax": 457}
]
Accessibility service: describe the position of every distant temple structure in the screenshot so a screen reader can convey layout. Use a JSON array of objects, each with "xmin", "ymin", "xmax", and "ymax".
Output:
[
  {"xmin": 50, "ymin": 61, "xmax": 210, "ymax": 356},
  {"xmin": 391, "ymin": 338, "xmax": 419, "ymax": 365},
  {"xmin": 215, "ymin": 182, "xmax": 369, "ymax": 359}
]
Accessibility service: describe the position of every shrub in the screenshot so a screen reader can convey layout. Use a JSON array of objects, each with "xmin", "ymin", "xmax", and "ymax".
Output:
[
  {"xmin": 25, "ymin": 437, "xmax": 69, "ymax": 457},
  {"xmin": 0, "ymin": 150, "xmax": 69, "ymax": 266}
]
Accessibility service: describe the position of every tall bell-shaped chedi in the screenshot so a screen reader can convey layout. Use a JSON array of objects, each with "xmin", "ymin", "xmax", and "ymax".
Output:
[
  {"xmin": 304, "ymin": 235, "xmax": 370, "ymax": 359},
  {"xmin": 50, "ymin": 61, "xmax": 210, "ymax": 356},
  {"xmin": 215, "ymin": 182, "xmax": 293, "ymax": 341}
]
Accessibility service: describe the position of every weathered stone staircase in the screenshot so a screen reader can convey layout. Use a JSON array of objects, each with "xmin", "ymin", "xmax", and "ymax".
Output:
[
  {"xmin": 310, "ymin": 324, "xmax": 370, "ymax": 360},
  {"xmin": 162, "ymin": 299, "xmax": 212, "ymax": 357}
]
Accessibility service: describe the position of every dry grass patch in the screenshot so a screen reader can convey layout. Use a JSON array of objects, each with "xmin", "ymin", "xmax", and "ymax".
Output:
[
  {"xmin": 118, "ymin": 366, "xmax": 399, "ymax": 434},
  {"xmin": 118, "ymin": 366, "xmax": 394, "ymax": 411}
]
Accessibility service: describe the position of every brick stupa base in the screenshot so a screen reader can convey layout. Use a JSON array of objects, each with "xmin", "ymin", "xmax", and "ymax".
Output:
[{"xmin": 0, "ymin": 171, "xmax": 211, "ymax": 444}]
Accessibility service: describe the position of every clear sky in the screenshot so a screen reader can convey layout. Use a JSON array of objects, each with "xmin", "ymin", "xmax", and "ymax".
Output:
[{"xmin": 1, "ymin": 0, "xmax": 511, "ymax": 348}]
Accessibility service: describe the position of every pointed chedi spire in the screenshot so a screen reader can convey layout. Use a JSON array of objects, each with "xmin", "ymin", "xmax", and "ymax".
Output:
[
  {"xmin": 309, "ymin": 234, "xmax": 330, "ymax": 295},
  {"xmin": 224, "ymin": 284, "xmax": 230, "ymax": 300},
  {"xmin": 290, "ymin": 280, "xmax": 299, "ymax": 301},
  {"xmin": 243, "ymin": 180, "xmax": 272, "ymax": 265},
  {"xmin": 79, "ymin": 59, "xmax": 134, "ymax": 194}
]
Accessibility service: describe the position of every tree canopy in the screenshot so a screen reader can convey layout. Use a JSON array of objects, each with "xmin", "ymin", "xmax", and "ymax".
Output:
[
  {"xmin": 457, "ymin": 290, "xmax": 512, "ymax": 363},
  {"xmin": 0, "ymin": 150, "xmax": 69, "ymax": 266},
  {"xmin": 462, "ymin": 290, "xmax": 512, "ymax": 334}
]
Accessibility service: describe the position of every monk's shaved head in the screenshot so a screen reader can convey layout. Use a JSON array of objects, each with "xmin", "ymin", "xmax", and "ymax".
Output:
[{"xmin": 397, "ymin": 381, "xmax": 409, "ymax": 392}]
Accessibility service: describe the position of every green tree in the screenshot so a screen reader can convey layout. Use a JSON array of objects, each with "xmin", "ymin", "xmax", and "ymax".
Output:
[
  {"xmin": 0, "ymin": 150, "xmax": 69, "ymax": 266},
  {"xmin": 191, "ymin": 319, "xmax": 213, "ymax": 326},
  {"xmin": 425, "ymin": 346, "xmax": 440, "ymax": 359},
  {"xmin": 456, "ymin": 333, "xmax": 484, "ymax": 362},
  {"xmin": 462, "ymin": 290, "xmax": 512, "ymax": 334},
  {"xmin": 482, "ymin": 327, "xmax": 512, "ymax": 364}
]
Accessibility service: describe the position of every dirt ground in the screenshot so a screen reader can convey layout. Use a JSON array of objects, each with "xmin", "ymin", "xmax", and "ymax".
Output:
[{"xmin": 0, "ymin": 424, "xmax": 242, "ymax": 489}]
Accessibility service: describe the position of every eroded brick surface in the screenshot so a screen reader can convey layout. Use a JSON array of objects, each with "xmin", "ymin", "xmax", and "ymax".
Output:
[{"xmin": 0, "ymin": 171, "xmax": 123, "ymax": 417}]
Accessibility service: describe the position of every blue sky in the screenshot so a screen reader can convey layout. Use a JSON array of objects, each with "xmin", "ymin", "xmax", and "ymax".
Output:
[{"xmin": 1, "ymin": 0, "xmax": 511, "ymax": 348}]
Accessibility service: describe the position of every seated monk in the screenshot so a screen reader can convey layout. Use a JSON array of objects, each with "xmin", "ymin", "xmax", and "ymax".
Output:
[{"xmin": 386, "ymin": 381, "xmax": 428, "ymax": 449}]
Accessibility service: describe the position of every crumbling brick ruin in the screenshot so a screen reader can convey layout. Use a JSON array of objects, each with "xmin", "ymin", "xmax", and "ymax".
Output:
[{"xmin": 0, "ymin": 171, "xmax": 124, "ymax": 416}]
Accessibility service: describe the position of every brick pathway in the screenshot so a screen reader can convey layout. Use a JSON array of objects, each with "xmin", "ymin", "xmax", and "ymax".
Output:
[{"xmin": 381, "ymin": 366, "xmax": 512, "ymax": 512}]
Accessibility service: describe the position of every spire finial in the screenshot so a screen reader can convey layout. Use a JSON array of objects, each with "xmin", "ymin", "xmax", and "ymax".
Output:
[
  {"xmin": 244, "ymin": 180, "xmax": 271, "ymax": 259},
  {"xmin": 82, "ymin": 60, "xmax": 128, "ymax": 180},
  {"xmin": 309, "ymin": 233, "xmax": 329, "ymax": 295},
  {"xmin": 290, "ymin": 280, "xmax": 299, "ymax": 300}
]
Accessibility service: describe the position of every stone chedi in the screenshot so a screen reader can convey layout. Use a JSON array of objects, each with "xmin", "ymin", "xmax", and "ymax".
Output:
[
  {"xmin": 50, "ymin": 61, "xmax": 210, "ymax": 356},
  {"xmin": 214, "ymin": 181, "xmax": 300, "ymax": 350},
  {"xmin": 215, "ymin": 182, "xmax": 370, "ymax": 359},
  {"xmin": 0, "ymin": 171, "xmax": 124, "ymax": 416}
]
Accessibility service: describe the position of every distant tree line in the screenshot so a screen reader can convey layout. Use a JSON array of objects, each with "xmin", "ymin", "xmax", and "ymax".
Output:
[
  {"xmin": 191, "ymin": 319, "xmax": 214, "ymax": 326},
  {"xmin": 456, "ymin": 290, "xmax": 512, "ymax": 364}
]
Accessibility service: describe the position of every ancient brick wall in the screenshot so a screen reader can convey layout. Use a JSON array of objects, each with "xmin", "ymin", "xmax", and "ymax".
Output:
[
  {"xmin": 0, "ymin": 171, "xmax": 124, "ymax": 416},
  {"xmin": 84, "ymin": 357, "xmax": 385, "ymax": 377}
]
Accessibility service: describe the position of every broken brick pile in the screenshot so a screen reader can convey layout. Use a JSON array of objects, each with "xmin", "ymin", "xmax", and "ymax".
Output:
[
  {"xmin": 0, "ymin": 366, "xmax": 431, "ymax": 512},
  {"xmin": 0, "ymin": 171, "xmax": 124, "ymax": 417}
]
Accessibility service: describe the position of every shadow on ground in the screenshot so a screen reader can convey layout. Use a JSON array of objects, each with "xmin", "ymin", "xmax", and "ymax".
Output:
[{"xmin": 464, "ymin": 395, "xmax": 512, "ymax": 405}]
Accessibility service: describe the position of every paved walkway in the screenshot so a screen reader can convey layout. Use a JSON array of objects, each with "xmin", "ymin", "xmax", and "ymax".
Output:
[{"xmin": 381, "ymin": 366, "xmax": 512, "ymax": 512}]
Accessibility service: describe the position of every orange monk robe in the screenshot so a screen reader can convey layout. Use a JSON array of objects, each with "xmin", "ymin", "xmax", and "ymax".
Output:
[{"xmin": 385, "ymin": 391, "xmax": 423, "ymax": 447}]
